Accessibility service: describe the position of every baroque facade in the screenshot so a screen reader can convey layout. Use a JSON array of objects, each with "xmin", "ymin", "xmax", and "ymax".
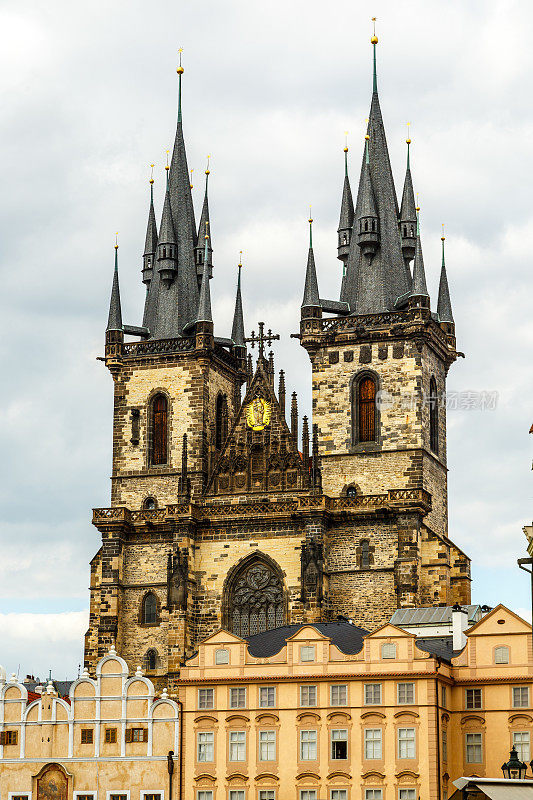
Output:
[{"xmin": 85, "ymin": 37, "xmax": 471, "ymax": 687}]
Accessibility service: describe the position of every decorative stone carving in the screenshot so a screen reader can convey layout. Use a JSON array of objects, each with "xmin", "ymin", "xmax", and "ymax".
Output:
[
  {"xmin": 229, "ymin": 560, "xmax": 284, "ymax": 638},
  {"xmin": 167, "ymin": 548, "xmax": 188, "ymax": 611},
  {"xmin": 300, "ymin": 539, "xmax": 324, "ymax": 605}
]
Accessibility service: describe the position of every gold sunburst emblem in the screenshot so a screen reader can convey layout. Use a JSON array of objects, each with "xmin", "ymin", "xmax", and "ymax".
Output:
[{"xmin": 246, "ymin": 397, "xmax": 272, "ymax": 431}]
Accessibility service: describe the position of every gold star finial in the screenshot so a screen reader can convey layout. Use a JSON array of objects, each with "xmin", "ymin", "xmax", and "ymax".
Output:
[
  {"xmin": 165, "ymin": 150, "xmax": 170, "ymax": 171},
  {"xmin": 416, "ymin": 192, "xmax": 420, "ymax": 213},
  {"xmin": 371, "ymin": 17, "xmax": 378, "ymax": 44},
  {"xmin": 149, "ymin": 164, "xmax": 155, "ymax": 184},
  {"xmin": 189, "ymin": 168, "xmax": 194, "ymax": 189},
  {"xmin": 344, "ymin": 131, "xmax": 349, "ymax": 153},
  {"xmin": 441, "ymin": 223, "xmax": 445, "ymax": 242},
  {"xmin": 308, "ymin": 205, "xmax": 313, "ymax": 224},
  {"xmin": 238, "ymin": 250, "xmax": 243, "ymax": 267},
  {"xmin": 406, "ymin": 122, "xmax": 411, "ymax": 145},
  {"xmin": 115, "ymin": 232, "xmax": 119, "ymax": 250},
  {"xmin": 205, "ymin": 154, "xmax": 211, "ymax": 175},
  {"xmin": 177, "ymin": 48, "xmax": 184, "ymax": 75}
]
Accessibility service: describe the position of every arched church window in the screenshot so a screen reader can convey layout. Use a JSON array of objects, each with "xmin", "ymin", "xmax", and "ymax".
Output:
[
  {"xmin": 360, "ymin": 539, "xmax": 370, "ymax": 569},
  {"xmin": 142, "ymin": 592, "xmax": 158, "ymax": 625},
  {"xmin": 143, "ymin": 497, "xmax": 157, "ymax": 510},
  {"xmin": 227, "ymin": 558, "xmax": 285, "ymax": 638},
  {"xmin": 346, "ymin": 485, "xmax": 358, "ymax": 498},
  {"xmin": 358, "ymin": 376, "xmax": 377, "ymax": 443},
  {"xmin": 215, "ymin": 393, "xmax": 228, "ymax": 450},
  {"xmin": 150, "ymin": 394, "xmax": 168, "ymax": 465},
  {"xmin": 145, "ymin": 648, "xmax": 158, "ymax": 670},
  {"xmin": 429, "ymin": 377, "xmax": 439, "ymax": 454}
]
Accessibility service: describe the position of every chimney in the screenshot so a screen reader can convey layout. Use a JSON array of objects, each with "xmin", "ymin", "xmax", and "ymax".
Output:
[{"xmin": 451, "ymin": 603, "xmax": 468, "ymax": 650}]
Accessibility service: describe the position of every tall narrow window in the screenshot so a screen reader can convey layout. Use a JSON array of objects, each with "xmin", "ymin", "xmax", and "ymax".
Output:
[
  {"xmin": 358, "ymin": 376, "xmax": 377, "ymax": 443},
  {"xmin": 429, "ymin": 377, "xmax": 438, "ymax": 454},
  {"xmin": 142, "ymin": 592, "xmax": 157, "ymax": 625},
  {"xmin": 145, "ymin": 648, "xmax": 158, "ymax": 670},
  {"xmin": 361, "ymin": 540, "xmax": 370, "ymax": 569},
  {"xmin": 215, "ymin": 393, "xmax": 228, "ymax": 450},
  {"xmin": 151, "ymin": 394, "xmax": 168, "ymax": 465}
]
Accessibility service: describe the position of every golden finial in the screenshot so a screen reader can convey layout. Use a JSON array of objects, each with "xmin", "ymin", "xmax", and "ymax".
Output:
[
  {"xmin": 205, "ymin": 154, "xmax": 211, "ymax": 175},
  {"xmin": 344, "ymin": 131, "xmax": 349, "ymax": 153},
  {"xmin": 406, "ymin": 122, "xmax": 411, "ymax": 145},
  {"xmin": 149, "ymin": 164, "xmax": 155, "ymax": 184},
  {"xmin": 165, "ymin": 150, "xmax": 170, "ymax": 171},
  {"xmin": 177, "ymin": 48, "xmax": 184, "ymax": 75},
  {"xmin": 365, "ymin": 134, "xmax": 370, "ymax": 141},
  {"xmin": 416, "ymin": 193, "xmax": 420, "ymax": 213},
  {"xmin": 115, "ymin": 232, "xmax": 119, "ymax": 250},
  {"xmin": 371, "ymin": 17, "xmax": 378, "ymax": 44},
  {"xmin": 308, "ymin": 205, "xmax": 313, "ymax": 224},
  {"xmin": 441, "ymin": 223, "xmax": 445, "ymax": 242},
  {"xmin": 189, "ymin": 168, "xmax": 194, "ymax": 189},
  {"xmin": 238, "ymin": 250, "xmax": 243, "ymax": 267}
]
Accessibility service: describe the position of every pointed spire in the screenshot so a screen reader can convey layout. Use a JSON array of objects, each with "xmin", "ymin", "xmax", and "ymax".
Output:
[
  {"xmin": 142, "ymin": 167, "xmax": 158, "ymax": 286},
  {"xmin": 411, "ymin": 209, "xmax": 429, "ymax": 299},
  {"xmin": 291, "ymin": 392, "xmax": 298, "ymax": 446},
  {"xmin": 437, "ymin": 230, "xmax": 454, "ymax": 323},
  {"xmin": 278, "ymin": 370, "xmax": 286, "ymax": 417},
  {"xmin": 302, "ymin": 415, "xmax": 310, "ymax": 485},
  {"xmin": 302, "ymin": 214, "xmax": 320, "ymax": 310},
  {"xmin": 196, "ymin": 228, "xmax": 213, "ymax": 323},
  {"xmin": 356, "ymin": 136, "xmax": 379, "ymax": 257},
  {"xmin": 107, "ymin": 236, "xmax": 123, "ymax": 332},
  {"xmin": 399, "ymin": 127, "xmax": 417, "ymax": 264},
  {"xmin": 196, "ymin": 155, "xmax": 212, "ymax": 282},
  {"xmin": 338, "ymin": 133, "xmax": 355, "ymax": 264},
  {"xmin": 371, "ymin": 17, "xmax": 378, "ymax": 93},
  {"xmin": 231, "ymin": 253, "xmax": 245, "ymax": 348},
  {"xmin": 157, "ymin": 185, "xmax": 178, "ymax": 288}
]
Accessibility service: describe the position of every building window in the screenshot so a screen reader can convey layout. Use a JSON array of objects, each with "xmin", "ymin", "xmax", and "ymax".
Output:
[
  {"xmin": 381, "ymin": 642, "xmax": 397, "ymax": 659},
  {"xmin": 10, "ymin": 796, "xmax": 31, "ymax": 800},
  {"xmin": 300, "ymin": 729, "xmax": 318, "ymax": 760},
  {"xmin": 398, "ymin": 682, "xmax": 415, "ymax": 704},
  {"xmin": 300, "ymin": 792, "xmax": 317, "ymax": 800},
  {"xmin": 125, "ymin": 727, "xmax": 147, "ymax": 743},
  {"xmin": 495, "ymin": 645, "xmax": 510, "ymax": 664},
  {"xmin": 429, "ymin": 376, "xmax": 439, "ymax": 454},
  {"xmin": 441, "ymin": 685, "xmax": 447, "ymax": 707},
  {"xmin": 109, "ymin": 796, "xmax": 128, "ymax": 800},
  {"xmin": 2, "ymin": 730, "xmax": 18, "ymax": 745},
  {"xmin": 331, "ymin": 729, "xmax": 348, "ymax": 760},
  {"xmin": 227, "ymin": 556, "xmax": 285, "ymax": 638},
  {"xmin": 215, "ymin": 393, "xmax": 229, "ymax": 450},
  {"xmin": 355, "ymin": 374, "xmax": 377, "ymax": 443},
  {"xmin": 141, "ymin": 795, "xmax": 162, "ymax": 800},
  {"xmin": 229, "ymin": 730, "xmax": 246, "ymax": 761},
  {"xmin": 364, "ymin": 683, "xmax": 382, "ymax": 705},
  {"xmin": 330, "ymin": 792, "xmax": 347, "ymax": 800},
  {"xmin": 513, "ymin": 686, "xmax": 529, "ymax": 708},
  {"xmin": 259, "ymin": 793, "xmax": 276, "ymax": 800},
  {"xmin": 230, "ymin": 687, "xmax": 246, "ymax": 708},
  {"xmin": 466, "ymin": 732, "xmax": 483, "ymax": 763},
  {"xmin": 364, "ymin": 728, "xmax": 382, "ymax": 759},
  {"xmin": 259, "ymin": 729, "xmax": 276, "ymax": 761},
  {"xmin": 215, "ymin": 648, "xmax": 229, "ymax": 665},
  {"xmin": 143, "ymin": 496, "xmax": 157, "ymax": 510},
  {"xmin": 399, "ymin": 791, "xmax": 417, "ymax": 800},
  {"xmin": 75, "ymin": 795, "xmax": 97, "ymax": 800},
  {"xmin": 198, "ymin": 688, "xmax": 214, "ymax": 709},
  {"xmin": 197, "ymin": 792, "xmax": 213, "ymax": 800},
  {"xmin": 465, "ymin": 688, "xmax": 482, "ymax": 710},
  {"xmin": 300, "ymin": 645, "xmax": 315, "ymax": 662},
  {"xmin": 330, "ymin": 684, "xmax": 347, "ymax": 706},
  {"xmin": 398, "ymin": 727, "xmax": 416, "ymax": 759},
  {"xmin": 300, "ymin": 685, "xmax": 318, "ymax": 707},
  {"xmin": 81, "ymin": 728, "xmax": 94, "ymax": 744},
  {"xmin": 442, "ymin": 728, "xmax": 448, "ymax": 762},
  {"xmin": 141, "ymin": 592, "xmax": 158, "ymax": 625},
  {"xmin": 360, "ymin": 539, "xmax": 370, "ymax": 568},
  {"xmin": 365, "ymin": 790, "xmax": 383, "ymax": 800},
  {"xmin": 229, "ymin": 792, "xmax": 245, "ymax": 800},
  {"xmin": 105, "ymin": 728, "xmax": 117, "ymax": 744},
  {"xmin": 259, "ymin": 686, "xmax": 276, "ymax": 707},
  {"xmin": 145, "ymin": 648, "xmax": 158, "ymax": 670},
  {"xmin": 197, "ymin": 731, "xmax": 214, "ymax": 762},
  {"xmin": 514, "ymin": 731, "xmax": 530, "ymax": 761},
  {"xmin": 150, "ymin": 393, "xmax": 168, "ymax": 465}
]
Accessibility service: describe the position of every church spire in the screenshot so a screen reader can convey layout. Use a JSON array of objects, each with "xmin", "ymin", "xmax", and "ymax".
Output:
[
  {"xmin": 196, "ymin": 226, "xmax": 212, "ymax": 323},
  {"xmin": 437, "ymin": 230, "xmax": 454, "ymax": 323},
  {"xmin": 157, "ymin": 184, "xmax": 178, "ymax": 288},
  {"xmin": 231, "ymin": 253, "xmax": 245, "ymax": 349},
  {"xmin": 356, "ymin": 136, "xmax": 379, "ymax": 257},
  {"xmin": 301, "ymin": 214, "xmax": 320, "ymax": 312},
  {"xmin": 337, "ymin": 134, "xmax": 354, "ymax": 265},
  {"xmin": 196, "ymin": 155, "xmax": 213, "ymax": 285},
  {"xmin": 341, "ymin": 23, "xmax": 410, "ymax": 314},
  {"xmin": 142, "ymin": 167, "xmax": 158, "ymax": 287},
  {"xmin": 107, "ymin": 237, "xmax": 123, "ymax": 332},
  {"xmin": 410, "ymin": 208, "xmax": 429, "ymax": 305},
  {"xmin": 399, "ymin": 128, "xmax": 417, "ymax": 264}
]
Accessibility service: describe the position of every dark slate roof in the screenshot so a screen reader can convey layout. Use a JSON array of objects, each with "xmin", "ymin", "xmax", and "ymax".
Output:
[
  {"xmin": 23, "ymin": 679, "xmax": 74, "ymax": 698},
  {"xmin": 338, "ymin": 172, "xmax": 354, "ymax": 233},
  {"xmin": 415, "ymin": 636, "xmax": 463, "ymax": 662},
  {"xmin": 301, "ymin": 246, "xmax": 320, "ymax": 308},
  {"xmin": 231, "ymin": 264, "xmax": 245, "ymax": 346},
  {"xmin": 437, "ymin": 242, "xmax": 454, "ymax": 323},
  {"xmin": 106, "ymin": 249, "xmax": 122, "ymax": 332},
  {"xmin": 143, "ymin": 184, "xmax": 158, "ymax": 257},
  {"xmin": 246, "ymin": 622, "xmax": 368, "ymax": 658},
  {"xmin": 411, "ymin": 220, "xmax": 429, "ymax": 298}
]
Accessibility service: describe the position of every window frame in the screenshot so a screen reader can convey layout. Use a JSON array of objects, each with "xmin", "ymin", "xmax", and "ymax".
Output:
[
  {"xmin": 259, "ymin": 685, "xmax": 276, "ymax": 708},
  {"xmin": 330, "ymin": 728, "xmax": 348, "ymax": 760},
  {"xmin": 495, "ymin": 645, "xmax": 510, "ymax": 664},
  {"xmin": 330, "ymin": 791, "xmax": 348, "ymax": 800},
  {"xmin": 74, "ymin": 794, "xmax": 98, "ymax": 800},
  {"xmin": 397, "ymin": 682, "xmax": 415, "ymax": 705},
  {"xmin": 258, "ymin": 729, "xmax": 276, "ymax": 761},
  {"xmin": 299, "ymin": 792, "xmax": 318, "ymax": 800},
  {"xmin": 149, "ymin": 392, "xmax": 169, "ymax": 466},
  {"xmin": 300, "ymin": 645, "xmax": 316, "ymax": 662},
  {"xmin": 80, "ymin": 728, "xmax": 94, "ymax": 745},
  {"xmin": 300, "ymin": 684, "xmax": 318, "ymax": 707},
  {"xmin": 106, "ymin": 794, "xmax": 131, "ymax": 800},
  {"xmin": 330, "ymin": 684, "xmax": 348, "ymax": 706},
  {"xmin": 9, "ymin": 795, "xmax": 33, "ymax": 800},
  {"xmin": 364, "ymin": 683, "xmax": 382, "ymax": 705},
  {"xmin": 364, "ymin": 790, "xmax": 383, "ymax": 800},
  {"xmin": 381, "ymin": 642, "xmax": 397, "ymax": 659},
  {"xmin": 141, "ymin": 591, "xmax": 159, "ymax": 626},
  {"xmin": 513, "ymin": 686, "xmax": 529, "ymax": 708},
  {"xmin": 104, "ymin": 727, "xmax": 117, "ymax": 744},
  {"xmin": 198, "ymin": 687, "xmax": 215, "ymax": 710},
  {"xmin": 397, "ymin": 727, "xmax": 416, "ymax": 760},
  {"xmin": 513, "ymin": 731, "xmax": 531, "ymax": 762},
  {"xmin": 465, "ymin": 732, "xmax": 483, "ymax": 764},
  {"xmin": 215, "ymin": 648, "xmax": 229, "ymax": 665},
  {"xmin": 259, "ymin": 792, "xmax": 276, "ymax": 800},
  {"xmin": 465, "ymin": 687, "xmax": 482, "ymax": 710},
  {"xmin": 398, "ymin": 790, "xmax": 417, "ymax": 800},
  {"xmin": 140, "ymin": 793, "xmax": 165, "ymax": 800},
  {"xmin": 228, "ymin": 793, "xmax": 245, "ymax": 800},
  {"xmin": 228, "ymin": 730, "xmax": 246, "ymax": 762},
  {"xmin": 196, "ymin": 792, "xmax": 213, "ymax": 800},
  {"xmin": 229, "ymin": 686, "xmax": 247, "ymax": 709},
  {"xmin": 442, "ymin": 728, "xmax": 448, "ymax": 763},
  {"xmin": 364, "ymin": 727, "xmax": 383, "ymax": 760},
  {"xmin": 351, "ymin": 370, "xmax": 380, "ymax": 448},
  {"xmin": 299, "ymin": 728, "xmax": 318, "ymax": 761},
  {"xmin": 196, "ymin": 731, "xmax": 215, "ymax": 763}
]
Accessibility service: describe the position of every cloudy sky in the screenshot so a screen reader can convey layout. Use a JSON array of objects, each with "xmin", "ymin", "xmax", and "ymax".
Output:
[{"xmin": 1, "ymin": 0, "xmax": 532, "ymax": 680}]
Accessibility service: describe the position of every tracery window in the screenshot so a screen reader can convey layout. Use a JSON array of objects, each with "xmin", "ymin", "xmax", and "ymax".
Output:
[
  {"xmin": 150, "ymin": 393, "xmax": 168, "ymax": 465},
  {"xmin": 228, "ymin": 559, "xmax": 285, "ymax": 638},
  {"xmin": 142, "ymin": 592, "xmax": 158, "ymax": 625},
  {"xmin": 353, "ymin": 373, "xmax": 378, "ymax": 445},
  {"xmin": 429, "ymin": 377, "xmax": 439, "ymax": 454},
  {"xmin": 215, "ymin": 393, "xmax": 228, "ymax": 450}
]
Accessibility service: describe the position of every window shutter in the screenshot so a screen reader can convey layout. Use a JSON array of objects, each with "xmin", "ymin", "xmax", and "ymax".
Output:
[
  {"xmin": 0, "ymin": 732, "xmax": 5, "ymax": 746},
  {"xmin": 125, "ymin": 729, "xmax": 132, "ymax": 743},
  {"xmin": 143, "ymin": 727, "xmax": 149, "ymax": 742}
]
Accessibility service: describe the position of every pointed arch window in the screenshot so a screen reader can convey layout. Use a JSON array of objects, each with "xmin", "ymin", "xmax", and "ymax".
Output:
[
  {"xmin": 142, "ymin": 592, "xmax": 158, "ymax": 625},
  {"xmin": 225, "ymin": 558, "xmax": 285, "ymax": 638},
  {"xmin": 358, "ymin": 377, "xmax": 377, "ymax": 443},
  {"xmin": 150, "ymin": 394, "xmax": 168, "ymax": 465},
  {"xmin": 145, "ymin": 648, "xmax": 158, "ymax": 670},
  {"xmin": 215, "ymin": 393, "xmax": 228, "ymax": 450},
  {"xmin": 429, "ymin": 377, "xmax": 439, "ymax": 454}
]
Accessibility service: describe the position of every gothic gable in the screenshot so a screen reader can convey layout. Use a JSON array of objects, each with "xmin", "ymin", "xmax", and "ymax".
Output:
[{"xmin": 207, "ymin": 357, "xmax": 307, "ymax": 495}]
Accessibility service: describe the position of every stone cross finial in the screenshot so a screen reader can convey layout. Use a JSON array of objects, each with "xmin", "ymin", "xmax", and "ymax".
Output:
[{"xmin": 245, "ymin": 321, "xmax": 280, "ymax": 359}]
